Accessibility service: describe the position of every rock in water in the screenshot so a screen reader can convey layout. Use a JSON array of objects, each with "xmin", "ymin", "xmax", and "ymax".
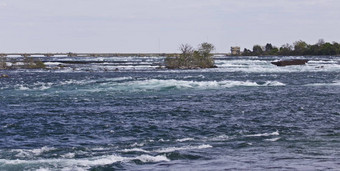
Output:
[
  {"xmin": 0, "ymin": 74, "xmax": 9, "ymax": 78},
  {"xmin": 271, "ymin": 59, "xmax": 308, "ymax": 66}
]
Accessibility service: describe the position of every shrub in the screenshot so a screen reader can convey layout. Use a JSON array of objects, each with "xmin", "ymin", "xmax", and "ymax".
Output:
[
  {"xmin": 0, "ymin": 56, "xmax": 7, "ymax": 69},
  {"xmin": 165, "ymin": 43, "xmax": 216, "ymax": 69},
  {"xmin": 23, "ymin": 57, "xmax": 46, "ymax": 69}
]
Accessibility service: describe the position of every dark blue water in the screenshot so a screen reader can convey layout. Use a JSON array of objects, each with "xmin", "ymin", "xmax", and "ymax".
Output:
[{"xmin": 0, "ymin": 56, "xmax": 339, "ymax": 170}]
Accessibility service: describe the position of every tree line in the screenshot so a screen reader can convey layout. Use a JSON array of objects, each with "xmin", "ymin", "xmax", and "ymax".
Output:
[{"xmin": 242, "ymin": 39, "xmax": 340, "ymax": 56}]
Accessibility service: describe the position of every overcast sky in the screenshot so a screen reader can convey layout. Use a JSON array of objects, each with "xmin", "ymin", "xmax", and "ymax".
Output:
[{"xmin": 0, "ymin": 0, "xmax": 339, "ymax": 53}]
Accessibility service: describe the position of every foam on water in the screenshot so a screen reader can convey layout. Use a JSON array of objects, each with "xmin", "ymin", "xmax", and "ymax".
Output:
[
  {"xmin": 10, "ymin": 78, "xmax": 286, "ymax": 93},
  {"xmin": 12, "ymin": 146, "xmax": 56, "ymax": 158},
  {"xmin": 264, "ymin": 137, "xmax": 281, "ymax": 142},
  {"xmin": 154, "ymin": 144, "xmax": 212, "ymax": 153},
  {"xmin": 158, "ymin": 139, "xmax": 170, "ymax": 142},
  {"xmin": 44, "ymin": 62, "xmax": 64, "ymax": 65},
  {"xmin": 120, "ymin": 79, "xmax": 285, "ymax": 91},
  {"xmin": 60, "ymin": 153, "xmax": 76, "ymax": 159},
  {"xmin": 175, "ymin": 138, "xmax": 195, "ymax": 142},
  {"xmin": 305, "ymin": 80, "xmax": 340, "ymax": 86},
  {"xmin": 213, "ymin": 58, "xmax": 340, "ymax": 73},
  {"xmin": 11, "ymin": 77, "xmax": 133, "ymax": 91},
  {"xmin": 245, "ymin": 130, "xmax": 279, "ymax": 137},
  {"xmin": 136, "ymin": 155, "xmax": 170, "ymax": 162},
  {"xmin": 130, "ymin": 142, "xmax": 145, "ymax": 147},
  {"xmin": 120, "ymin": 148, "xmax": 150, "ymax": 153},
  {"xmin": 0, "ymin": 154, "xmax": 169, "ymax": 170}
]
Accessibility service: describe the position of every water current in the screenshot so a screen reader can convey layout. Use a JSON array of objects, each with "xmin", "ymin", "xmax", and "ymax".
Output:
[{"xmin": 0, "ymin": 56, "xmax": 339, "ymax": 170}]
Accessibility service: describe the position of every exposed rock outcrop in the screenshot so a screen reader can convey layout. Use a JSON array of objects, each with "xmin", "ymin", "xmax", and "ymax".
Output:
[
  {"xmin": 0, "ymin": 74, "xmax": 9, "ymax": 78},
  {"xmin": 271, "ymin": 59, "xmax": 308, "ymax": 66}
]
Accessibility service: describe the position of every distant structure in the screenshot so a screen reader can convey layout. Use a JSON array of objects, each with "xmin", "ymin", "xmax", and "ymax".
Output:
[{"xmin": 230, "ymin": 46, "xmax": 241, "ymax": 55}]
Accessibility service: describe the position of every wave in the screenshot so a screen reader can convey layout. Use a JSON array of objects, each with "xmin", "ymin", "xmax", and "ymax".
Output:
[
  {"xmin": 11, "ymin": 78, "xmax": 285, "ymax": 93},
  {"xmin": 245, "ymin": 130, "xmax": 279, "ymax": 137},
  {"xmin": 214, "ymin": 58, "xmax": 340, "ymax": 73},
  {"xmin": 119, "ymin": 79, "xmax": 285, "ymax": 91},
  {"xmin": 209, "ymin": 135, "xmax": 231, "ymax": 142},
  {"xmin": 130, "ymin": 142, "xmax": 145, "ymax": 147},
  {"xmin": 175, "ymin": 138, "xmax": 195, "ymax": 142},
  {"xmin": 0, "ymin": 154, "xmax": 169, "ymax": 170},
  {"xmin": 12, "ymin": 77, "xmax": 133, "ymax": 91},
  {"xmin": 120, "ymin": 148, "xmax": 150, "ymax": 153},
  {"xmin": 60, "ymin": 153, "xmax": 76, "ymax": 159},
  {"xmin": 154, "ymin": 144, "xmax": 212, "ymax": 153},
  {"xmin": 264, "ymin": 137, "xmax": 281, "ymax": 142},
  {"xmin": 12, "ymin": 146, "xmax": 56, "ymax": 158},
  {"xmin": 305, "ymin": 80, "xmax": 340, "ymax": 86}
]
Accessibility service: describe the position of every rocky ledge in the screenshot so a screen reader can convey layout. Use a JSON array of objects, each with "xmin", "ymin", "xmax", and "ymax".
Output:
[{"xmin": 271, "ymin": 59, "xmax": 308, "ymax": 66}]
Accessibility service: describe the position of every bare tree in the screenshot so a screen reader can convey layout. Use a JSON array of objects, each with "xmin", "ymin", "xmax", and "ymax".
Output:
[{"xmin": 179, "ymin": 44, "xmax": 194, "ymax": 55}]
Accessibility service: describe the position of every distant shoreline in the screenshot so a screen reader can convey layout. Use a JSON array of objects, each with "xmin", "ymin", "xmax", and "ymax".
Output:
[{"xmin": 0, "ymin": 53, "xmax": 339, "ymax": 58}]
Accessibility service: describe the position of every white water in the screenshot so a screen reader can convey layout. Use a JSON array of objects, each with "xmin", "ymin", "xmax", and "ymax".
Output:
[
  {"xmin": 154, "ymin": 144, "xmax": 212, "ymax": 153},
  {"xmin": 245, "ymin": 130, "xmax": 280, "ymax": 137},
  {"xmin": 10, "ymin": 78, "xmax": 286, "ymax": 92},
  {"xmin": 0, "ymin": 154, "xmax": 169, "ymax": 170},
  {"xmin": 214, "ymin": 58, "xmax": 340, "ymax": 73}
]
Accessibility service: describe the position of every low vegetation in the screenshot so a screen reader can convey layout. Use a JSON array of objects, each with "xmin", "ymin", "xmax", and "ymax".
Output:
[
  {"xmin": 0, "ymin": 56, "xmax": 6, "ymax": 69},
  {"xmin": 165, "ymin": 42, "xmax": 216, "ymax": 69},
  {"xmin": 0, "ymin": 56, "xmax": 46, "ymax": 69},
  {"xmin": 241, "ymin": 39, "xmax": 340, "ymax": 56}
]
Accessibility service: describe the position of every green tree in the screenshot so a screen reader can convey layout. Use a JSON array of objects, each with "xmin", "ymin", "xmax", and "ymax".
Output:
[
  {"xmin": 307, "ymin": 44, "xmax": 320, "ymax": 55},
  {"xmin": 265, "ymin": 43, "xmax": 273, "ymax": 52},
  {"xmin": 242, "ymin": 48, "xmax": 252, "ymax": 56},
  {"xmin": 252, "ymin": 45, "xmax": 263, "ymax": 56},
  {"xmin": 198, "ymin": 42, "xmax": 215, "ymax": 57},
  {"xmin": 293, "ymin": 40, "xmax": 308, "ymax": 55},
  {"xmin": 333, "ymin": 42, "xmax": 340, "ymax": 55},
  {"xmin": 279, "ymin": 43, "xmax": 293, "ymax": 56},
  {"xmin": 319, "ymin": 43, "xmax": 337, "ymax": 55},
  {"xmin": 269, "ymin": 47, "xmax": 279, "ymax": 55}
]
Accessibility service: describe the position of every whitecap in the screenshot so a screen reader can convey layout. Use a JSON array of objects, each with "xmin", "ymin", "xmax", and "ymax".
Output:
[
  {"xmin": 175, "ymin": 138, "xmax": 195, "ymax": 142},
  {"xmin": 209, "ymin": 135, "xmax": 231, "ymax": 141},
  {"xmin": 118, "ymin": 79, "xmax": 285, "ymax": 91},
  {"xmin": 183, "ymin": 75, "xmax": 205, "ymax": 79},
  {"xmin": 91, "ymin": 147, "xmax": 107, "ymax": 151},
  {"xmin": 120, "ymin": 148, "xmax": 150, "ymax": 153},
  {"xmin": 154, "ymin": 144, "xmax": 212, "ymax": 153},
  {"xmin": 262, "ymin": 81, "xmax": 286, "ymax": 86},
  {"xmin": 31, "ymin": 147, "xmax": 56, "ymax": 155},
  {"xmin": 12, "ymin": 146, "xmax": 56, "ymax": 158},
  {"xmin": 130, "ymin": 142, "xmax": 145, "ymax": 147},
  {"xmin": 0, "ymin": 154, "xmax": 169, "ymax": 168},
  {"xmin": 18, "ymin": 85, "xmax": 30, "ymax": 90},
  {"xmin": 61, "ymin": 153, "xmax": 76, "ymax": 159},
  {"xmin": 245, "ymin": 130, "xmax": 279, "ymax": 137},
  {"xmin": 158, "ymin": 139, "xmax": 170, "ymax": 142},
  {"xmin": 136, "ymin": 155, "xmax": 169, "ymax": 162},
  {"xmin": 44, "ymin": 62, "xmax": 64, "ymax": 65},
  {"xmin": 264, "ymin": 137, "xmax": 281, "ymax": 142}
]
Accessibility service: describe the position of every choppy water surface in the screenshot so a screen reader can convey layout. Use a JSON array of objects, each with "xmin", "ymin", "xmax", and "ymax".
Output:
[{"xmin": 0, "ymin": 56, "xmax": 339, "ymax": 170}]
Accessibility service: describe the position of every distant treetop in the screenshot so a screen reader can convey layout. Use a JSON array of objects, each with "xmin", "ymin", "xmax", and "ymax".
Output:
[{"xmin": 241, "ymin": 39, "xmax": 340, "ymax": 56}]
